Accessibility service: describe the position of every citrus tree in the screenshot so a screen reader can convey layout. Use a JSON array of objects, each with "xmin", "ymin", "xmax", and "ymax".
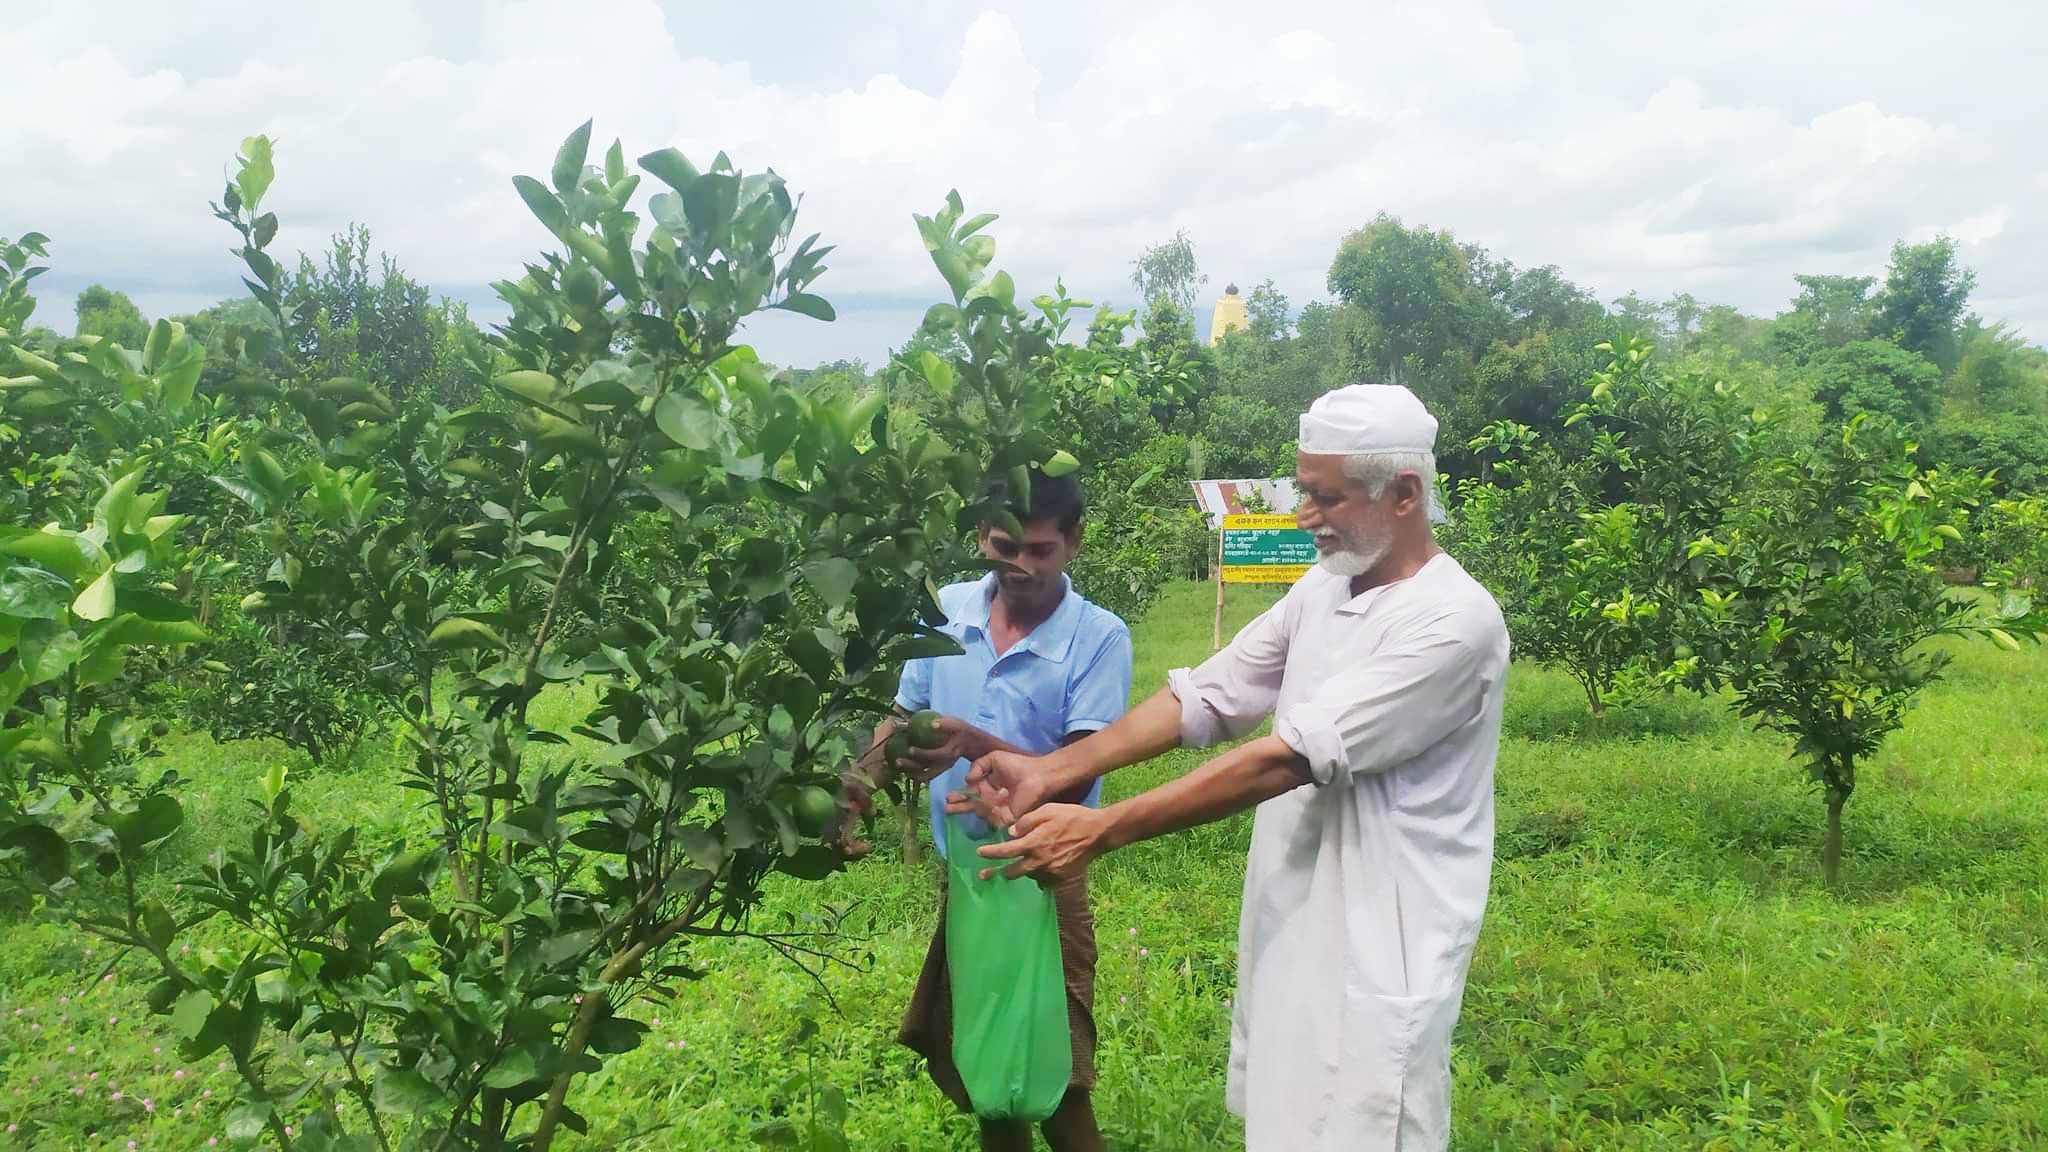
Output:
[
  {"xmin": 1972, "ymin": 494, "xmax": 2048, "ymax": 591},
  {"xmin": 1462, "ymin": 338, "xmax": 1765, "ymax": 719},
  {"xmin": 1685, "ymin": 416, "xmax": 2040, "ymax": 885},
  {"xmin": 3, "ymin": 123, "xmax": 1073, "ymax": 1152},
  {"xmin": 1463, "ymin": 420, "xmax": 1654, "ymax": 720}
]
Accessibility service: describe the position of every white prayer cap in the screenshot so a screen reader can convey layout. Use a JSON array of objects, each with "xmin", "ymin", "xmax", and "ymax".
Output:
[{"xmin": 1298, "ymin": 383, "xmax": 1438, "ymax": 456}]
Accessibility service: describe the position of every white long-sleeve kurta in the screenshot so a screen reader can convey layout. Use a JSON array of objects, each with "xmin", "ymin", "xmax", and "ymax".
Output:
[{"xmin": 1167, "ymin": 552, "xmax": 1508, "ymax": 1151}]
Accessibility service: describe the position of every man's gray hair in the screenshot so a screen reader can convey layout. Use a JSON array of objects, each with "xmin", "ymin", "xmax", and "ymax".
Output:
[{"xmin": 1342, "ymin": 451, "xmax": 1446, "ymax": 523}]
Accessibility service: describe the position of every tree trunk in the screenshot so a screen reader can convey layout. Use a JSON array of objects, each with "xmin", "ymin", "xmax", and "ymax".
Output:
[
  {"xmin": 899, "ymin": 780, "xmax": 922, "ymax": 866},
  {"xmin": 1822, "ymin": 784, "xmax": 1847, "ymax": 889}
]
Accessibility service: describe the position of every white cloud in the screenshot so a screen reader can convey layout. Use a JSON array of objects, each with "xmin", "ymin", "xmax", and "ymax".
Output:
[{"xmin": 6, "ymin": 0, "xmax": 2044, "ymax": 366}]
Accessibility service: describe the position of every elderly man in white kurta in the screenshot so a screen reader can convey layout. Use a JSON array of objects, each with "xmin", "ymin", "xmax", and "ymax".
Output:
[{"xmin": 959, "ymin": 383, "xmax": 1510, "ymax": 1151}]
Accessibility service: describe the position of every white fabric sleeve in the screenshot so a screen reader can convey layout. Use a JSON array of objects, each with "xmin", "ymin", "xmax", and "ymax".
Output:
[
  {"xmin": 1273, "ymin": 625, "xmax": 1484, "ymax": 786},
  {"xmin": 1166, "ymin": 597, "xmax": 1292, "ymax": 748}
]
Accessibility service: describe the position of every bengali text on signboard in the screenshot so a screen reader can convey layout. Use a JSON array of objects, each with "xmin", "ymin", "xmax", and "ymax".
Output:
[{"xmin": 1220, "ymin": 513, "xmax": 1316, "ymax": 585}]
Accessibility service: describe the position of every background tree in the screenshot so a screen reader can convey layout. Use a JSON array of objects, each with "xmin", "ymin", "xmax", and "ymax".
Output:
[
  {"xmin": 73, "ymin": 283, "xmax": 150, "ymax": 348},
  {"xmin": 1945, "ymin": 321, "xmax": 2047, "ymax": 416},
  {"xmin": 1129, "ymin": 228, "xmax": 1206, "ymax": 316},
  {"xmin": 1244, "ymin": 279, "xmax": 1291, "ymax": 341},
  {"xmin": 1807, "ymin": 338, "xmax": 1942, "ymax": 425},
  {"xmin": 280, "ymin": 224, "xmax": 491, "ymax": 408},
  {"xmin": 1876, "ymin": 236, "xmax": 1975, "ymax": 372},
  {"xmin": 1770, "ymin": 274, "xmax": 1876, "ymax": 365},
  {"xmin": 1326, "ymin": 213, "xmax": 1478, "ymax": 391}
]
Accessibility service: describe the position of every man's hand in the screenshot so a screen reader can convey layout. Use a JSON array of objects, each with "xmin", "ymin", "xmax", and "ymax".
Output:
[
  {"xmin": 943, "ymin": 786, "xmax": 1000, "ymax": 827},
  {"xmin": 834, "ymin": 768, "xmax": 877, "ymax": 860},
  {"xmin": 896, "ymin": 715, "xmax": 997, "ymax": 784},
  {"xmin": 963, "ymin": 748, "xmax": 1054, "ymax": 827},
  {"xmin": 973, "ymin": 803, "xmax": 1111, "ymax": 883}
]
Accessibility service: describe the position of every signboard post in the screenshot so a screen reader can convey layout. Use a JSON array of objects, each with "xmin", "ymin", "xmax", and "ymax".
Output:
[{"xmin": 1212, "ymin": 513, "xmax": 1317, "ymax": 649}]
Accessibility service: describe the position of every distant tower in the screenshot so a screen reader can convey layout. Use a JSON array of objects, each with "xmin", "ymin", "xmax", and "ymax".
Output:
[{"xmin": 1208, "ymin": 283, "xmax": 1247, "ymax": 345}]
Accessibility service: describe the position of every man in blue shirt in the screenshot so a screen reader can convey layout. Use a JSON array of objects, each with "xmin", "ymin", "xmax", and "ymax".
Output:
[{"xmin": 847, "ymin": 468, "xmax": 1131, "ymax": 1152}]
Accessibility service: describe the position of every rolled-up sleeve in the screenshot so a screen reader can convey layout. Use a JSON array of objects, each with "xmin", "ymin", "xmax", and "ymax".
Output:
[
  {"xmin": 1274, "ymin": 625, "xmax": 1484, "ymax": 786},
  {"xmin": 1167, "ymin": 598, "xmax": 1292, "ymax": 748}
]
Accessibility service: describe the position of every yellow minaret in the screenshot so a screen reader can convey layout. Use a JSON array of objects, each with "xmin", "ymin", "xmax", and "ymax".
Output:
[{"xmin": 1208, "ymin": 283, "xmax": 1247, "ymax": 345}]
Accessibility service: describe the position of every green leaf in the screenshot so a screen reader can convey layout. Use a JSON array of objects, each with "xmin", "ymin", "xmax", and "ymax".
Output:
[
  {"xmin": 751, "ymin": 1120, "xmax": 800, "ymax": 1147},
  {"xmin": 106, "ymin": 615, "xmax": 209, "ymax": 648},
  {"xmin": 109, "ymin": 793, "xmax": 182, "ymax": 853},
  {"xmin": 171, "ymin": 990, "xmax": 214, "ymax": 1039},
  {"xmin": 818, "ymin": 1083, "xmax": 849, "ymax": 1128},
  {"xmin": 916, "ymin": 351, "xmax": 955, "ymax": 398},
  {"xmin": 638, "ymin": 147, "xmax": 700, "ymax": 193},
  {"xmin": 428, "ymin": 617, "xmax": 508, "ymax": 651},
  {"xmin": 372, "ymin": 1069, "xmax": 442, "ymax": 1112},
  {"xmin": 774, "ymin": 293, "xmax": 836, "ymax": 322},
  {"xmin": 227, "ymin": 1099, "xmax": 274, "ymax": 1143},
  {"xmin": 155, "ymin": 337, "xmax": 204, "ymax": 414},
  {"xmin": 1042, "ymin": 449, "xmax": 1080, "ymax": 478},
  {"xmin": 141, "ymin": 899, "xmax": 176, "ymax": 950},
  {"xmin": 683, "ymin": 173, "xmax": 739, "ymax": 239},
  {"xmin": 94, "ymin": 469, "xmax": 146, "ymax": 534},
  {"xmin": 677, "ymin": 826, "xmax": 726, "ymax": 872},
  {"xmin": 886, "ymin": 634, "xmax": 964, "ymax": 662},
  {"xmin": 654, "ymin": 393, "xmax": 716, "ymax": 451},
  {"xmin": 1988, "ymin": 628, "xmax": 2021, "ymax": 652},
  {"xmin": 587, "ymin": 1014, "xmax": 647, "ymax": 1055},
  {"xmin": 538, "ymin": 928, "xmax": 599, "ymax": 966},
  {"xmin": 143, "ymin": 318, "xmax": 173, "ymax": 371},
  {"xmin": 513, "ymin": 175, "xmax": 570, "ymax": 236},
  {"xmin": 483, "ymin": 1045, "xmax": 540, "ymax": 1089},
  {"xmin": 0, "ymin": 565, "xmax": 72, "ymax": 620},
  {"xmin": 553, "ymin": 119, "xmax": 594, "ymax": 194},
  {"xmin": 0, "ymin": 823, "xmax": 68, "ymax": 882},
  {"xmin": 72, "ymin": 568, "xmax": 117, "ymax": 621},
  {"xmin": 647, "ymin": 191, "xmax": 688, "ymax": 233},
  {"xmin": 802, "ymin": 558, "xmax": 858, "ymax": 610},
  {"xmin": 236, "ymin": 136, "xmax": 275, "ymax": 212},
  {"xmin": 492, "ymin": 369, "xmax": 564, "ymax": 409},
  {"xmin": 26, "ymin": 628, "xmax": 82, "ymax": 683},
  {"xmin": 372, "ymin": 848, "xmax": 436, "ymax": 902},
  {"xmin": 260, "ymin": 762, "xmax": 287, "ymax": 806}
]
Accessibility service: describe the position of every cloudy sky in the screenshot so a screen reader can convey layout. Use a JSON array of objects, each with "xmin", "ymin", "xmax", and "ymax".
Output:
[{"xmin": 10, "ymin": 0, "xmax": 2044, "ymax": 366}]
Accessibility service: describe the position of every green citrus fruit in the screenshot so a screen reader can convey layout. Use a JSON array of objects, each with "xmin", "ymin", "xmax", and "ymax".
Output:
[
  {"xmin": 793, "ymin": 785, "xmax": 838, "ymax": 838},
  {"xmin": 907, "ymin": 709, "xmax": 946, "ymax": 749}
]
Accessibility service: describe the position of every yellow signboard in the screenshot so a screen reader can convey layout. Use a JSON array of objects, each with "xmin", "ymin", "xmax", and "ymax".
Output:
[{"xmin": 1220, "ymin": 513, "xmax": 1315, "ymax": 586}]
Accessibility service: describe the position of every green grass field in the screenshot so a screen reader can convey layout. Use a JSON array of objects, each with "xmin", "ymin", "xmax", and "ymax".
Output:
[{"xmin": 3, "ymin": 579, "xmax": 2045, "ymax": 1150}]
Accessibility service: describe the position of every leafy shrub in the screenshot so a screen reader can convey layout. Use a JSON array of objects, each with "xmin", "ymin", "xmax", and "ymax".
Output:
[
  {"xmin": 1685, "ymin": 416, "xmax": 2038, "ymax": 884},
  {"xmin": 176, "ymin": 609, "xmax": 380, "ymax": 766},
  {"xmin": 4, "ymin": 124, "xmax": 1081, "ymax": 1152}
]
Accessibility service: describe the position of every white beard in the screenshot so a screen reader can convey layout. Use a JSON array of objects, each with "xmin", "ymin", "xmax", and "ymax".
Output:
[{"xmin": 1314, "ymin": 531, "xmax": 1390, "ymax": 578}]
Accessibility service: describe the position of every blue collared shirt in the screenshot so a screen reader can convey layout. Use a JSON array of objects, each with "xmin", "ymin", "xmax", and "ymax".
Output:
[{"xmin": 894, "ymin": 573, "xmax": 1133, "ymax": 859}]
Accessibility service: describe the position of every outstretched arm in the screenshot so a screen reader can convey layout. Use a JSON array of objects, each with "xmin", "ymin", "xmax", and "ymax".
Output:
[
  {"xmin": 963, "ymin": 688, "xmax": 1183, "ymax": 825},
  {"xmin": 974, "ymin": 735, "xmax": 1311, "ymax": 881}
]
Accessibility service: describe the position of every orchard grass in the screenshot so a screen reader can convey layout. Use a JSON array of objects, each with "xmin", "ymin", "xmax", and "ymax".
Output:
[{"xmin": 3, "ymin": 581, "xmax": 2044, "ymax": 1149}]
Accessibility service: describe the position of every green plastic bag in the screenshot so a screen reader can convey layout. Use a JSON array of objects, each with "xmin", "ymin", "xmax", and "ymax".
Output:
[{"xmin": 944, "ymin": 814, "xmax": 1072, "ymax": 1121}]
